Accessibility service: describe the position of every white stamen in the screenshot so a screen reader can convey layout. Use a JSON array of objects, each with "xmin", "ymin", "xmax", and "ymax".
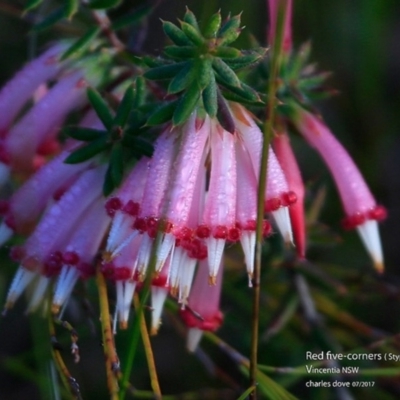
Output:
[
  {"xmin": 271, "ymin": 207, "xmax": 294, "ymax": 244},
  {"xmin": 178, "ymin": 257, "xmax": 197, "ymax": 306},
  {"xmin": 136, "ymin": 234, "xmax": 153, "ymax": 278},
  {"xmin": 168, "ymin": 246, "xmax": 185, "ymax": 291},
  {"xmin": 110, "ymin": 230, "xmax": 139, "ymax": 259},
  {"xmin": 106, "ymin": 212, "xmax": 134, "ymax": 253},
  {"xmin": 187, "ymin": 327, "xmax": 204, "ymax": 352},
  {"xmin": 240, "ymin": 231, "xmax": 256, "ymax": 286},
  {"xmin": 27, "ymin": 275, "xmax": 50, "ymax": 312},
  {"xmin": 5, "ymin": 267, "xmax": 36, "ymax": 309},
  {"xmin": 120, "ymin": 281, "xmax": 136, "ymax": 326},
  {"xmin": 205, "ymin": 237, "xmax": 225, "ymax": 282},
  {"xmin": 356, "ymin": 220, "xmax": 384, "ymax": 273},
  {"xmin": 155, "ymin": 233, "xmax": 175, "ymax": 272},
  {"xmin": 150, "ymin": 286, "xmax": 168, "ymax": 335},
  {"xmin": 53, "ymin": 265, "xmax": 80, "ymax": 311}
]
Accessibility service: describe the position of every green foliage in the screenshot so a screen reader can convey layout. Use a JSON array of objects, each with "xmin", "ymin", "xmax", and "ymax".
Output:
[{"xmin": 143, "ymin": 8, "xmax": 267, "ymax": 127}]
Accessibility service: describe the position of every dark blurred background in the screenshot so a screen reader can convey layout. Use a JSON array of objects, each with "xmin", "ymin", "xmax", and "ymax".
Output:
[{"xmin": 1, "ymin": 1, "xmax": 400, "ymax": 399}]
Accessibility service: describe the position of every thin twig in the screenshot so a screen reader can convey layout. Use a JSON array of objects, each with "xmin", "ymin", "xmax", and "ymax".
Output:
[
  {"xmin": 96, "ymin": 268, "xmax": 120, "ymax": 400},
  {"xmin": 250, "ymin": 1, "xmax": 288, "ymax": 398},
  {"xmin": 49, "ymin": 316, "xmax": 82, "ymax": 400},
  {"xmin": 133, "ymin": 293, "xmax": 162, "ymax": 400}
]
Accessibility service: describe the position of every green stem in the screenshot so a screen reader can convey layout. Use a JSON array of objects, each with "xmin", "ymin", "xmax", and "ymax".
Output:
[{"xmin": 250, "ymin": 1, "xmax": 287, "ymax": 398}]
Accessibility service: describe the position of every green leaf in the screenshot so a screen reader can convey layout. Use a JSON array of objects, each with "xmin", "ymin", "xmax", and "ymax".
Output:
[
  {"xmin": 179, "ymin": 21, "xmax": 204, "ymax": 46},
  {"xmin": 88, "ymin": 0, "xmax": 122, "ymax": 10},
  {"xmin": 103, "ymin": 164, "xmax": 115, "ymax": 196},
  {"xmin": 109, "ymin": 143, "xmax": 124, "ymax": 188},
  {"xmin": 146, "ymin": 101, "xmax": 177, "ymax": 126},
  {"xmin": 203, "ymin": 11, "xmax": 221, "ymax": 39},
  {"xmin": 197, "ymin": 58, "xmax": 213, "ymax": 90},
  {"xmin": 61, "ymin": 27, "xmax": 101, "ymax": 60},
  {"xmin": 183, "ymin": 8, "xmax": 200, "ymax": 30},
  {"xmin": 133, "ymin": 77, "xmax": 146, "ymax": 108},
  {"xmin": 32, "ymin": 6, "xmax": 65, "ymax": 31},
  {"xmin": 111, "ymin": 5, "xmax": 151, "ymax": 31},
  {"xmin": 212, "ymin": 58, "xmax": 241, "ymax": 87},
  {"xmin": 219, "ymin": 79, "xmax": 262, "ymax": 103},
  {"xmin": 129, "ymin": 137, "xmax": 153, "ymax": 157},
  {"xmin": 237, "ymin": 386, "xmax": 256, "ymax": 400},
  {"xmin": 23, "ymin": 0, "xmax": 43, "ymax": 13},
  {"xmin": 164, "ymin": 45, "xmax": 197, "ymax": 59},
  {"xmin": 87, "ymin": 88, "xmax": 114, "ymax": 130},
  {"xmin": 213, "ymin": 46, "xmax": 241, "ymax": 59},
  {"xmin": 65, "ymin": 0, "xmax": 79, "ymax": 19},
  {"xmin": 167, "ymin": 62, "xmax": 194, "ymax": 94},
  {"xmin": 63, "ymin": 127, "xmax": 106, "ymax": 141},
  {"xmin": 64, "ymin": 137, "xmax": 110, "ymax": 164},
  {"xmin": 202, "ymin": 74, "xmax": 218, "ymax": 118},
  {"xmin": 173, "ymin": 83, "xmax": 200, "ymax": 126},
  {"xmin": 113, "ymin": 85, "xmax": 135, "ymax": 127},
  {"xmin": 162, "ymin": 21, "xmax": 192, "ymax": 46},
  {"xmin": 223, "ymin": 50, "xmax": 266, "ymax": 70},
  {"xmin": 144, "ymin": 62, "xmax": 188, "ymax": 80},
  {"xmin": 217, "ymin": 14, "xmax": 241, "ymax": 45}
]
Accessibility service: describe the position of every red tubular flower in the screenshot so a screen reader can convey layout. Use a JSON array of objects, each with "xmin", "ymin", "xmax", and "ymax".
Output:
[
  {"xmin": 273, "ymin": 132, "xmax": 306, "ymax": 259},
  {"xmin": 180, "ymin": 259, "xmax": 224, "ymax": 352},
  {"xmin": 293, "ymin": 107, "xmax": 386, "ymax": 272}
]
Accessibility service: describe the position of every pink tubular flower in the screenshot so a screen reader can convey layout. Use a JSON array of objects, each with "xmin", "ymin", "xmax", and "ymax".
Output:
[
  {"xmin": 273, "ymin": 132, "xmax": 306, "ymax": 258},
  {"xmin": 0, "ymin": 43, "xmax": 67, "ymax": 137},
  {"xmin": 231, "ymin": 103, "xmax": 296, "ymax": 245},
  {"xmin": 4, "ymin": 70, "xmax": 88, "ymax": 173},
  {"xmin": 3, "ymin": 165, "xmax": 106, "ymax": 312},
  {"xmin": 267, "ymin": 0, "xmax": 293, "ymax": 54},
  {"xmin": 180, "ymin": 260, "xmax": 224, "ymax": 352},
  {"xmin": 0, "ymin": 150, "xmax": 91, "ymax": 245},
  {"xmin": 293, "ymin": 107, "xmax": 386, "ymax": 272}
]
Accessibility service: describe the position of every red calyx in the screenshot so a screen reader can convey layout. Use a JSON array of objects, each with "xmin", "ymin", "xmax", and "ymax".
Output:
[{"xmin": 105, "ymin": 197, "xmax": 123, "ymax": 217}]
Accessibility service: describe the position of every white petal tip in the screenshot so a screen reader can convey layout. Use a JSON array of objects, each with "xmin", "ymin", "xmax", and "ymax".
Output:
[
  {"xmin": 187, "ymin": 327, "xmax": 203, "ymax": 353},
  {"xmin": 271, "ymin": 208, "xmax": 294, "ymax": 245},
  {"xmin": 0, "ymin": 222, "xmax": 14, "ymax": 247},
  {"xmin": 356, "ymin": 220, "xmax": 384, "ymax": 273}
]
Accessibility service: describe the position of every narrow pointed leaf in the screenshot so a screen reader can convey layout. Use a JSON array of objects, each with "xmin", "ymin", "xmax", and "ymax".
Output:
[
  {"xmin": 129, "ymin": 137, "xmax": 153, "ymax": 157},
  {"xmin": 109, "ymin": 143, "xmax": 124, "ymax": 187},
  {"xmin": 32, "ymin": 6, "xmax": 65, "ymax": 31},
  {"xmin": 218, "ymin": 14, "xmax": 241, "ymax": 45},
  {"xmin": 64, "ymin": 137, "xmax": 110, "ymax": 164},
  {"xmin": 203, "ymin": 12, "xmax": 222, "ymax": 39},
  {"xmin": 164, "ymin": 46, "xmax": 197, "ymax": 59},
  {"xmin": 65, "ymin": 0, "xmax": 79, "ymax": 19},
  {"xmin": 112, "ymin": 5, "xmax": 151, "ymax": 31},
  {"xmin": 146, "ymin": 101, "xmax": 177, "ymax": 126},
  {"xmin": 173, "ymin": 83, "xmax": 200, "ymax": 126},
  {"xmin": 216, "ymin": 91, "xmax": 235, "ymax": 134},
  {"xmin": 197, "ymin": 58, "xmax": 213, "ymax": 90},
  {"xmin": 162, "ymin": 21, "xmax": 192, "ymax": 46},
  {"xmin": 168, "ymin": 62, "xmax": 194, "ymax": 94},
  {"xmin": 87, "ymin": 88, "xmax": 114, "ymax": 130},
  {"xmin": 63, "ymin": 127, "xmax": 106, "ymax": 141},
  {"xmin": 113, "ymin": 85, "xmax": 135, "ymax": 127},
  {"xmin": 218, "ymin": 79, "xmax": 262, "ymax": 103},
  {"xmin": 202, "ymin": 74, "xmax": 218, "ymax": 118},
  {"xmin": 88, "ymin": 0, "xmax": 122, "ymax": 10},
  {"xmin": 223, "ymin": 50, "xmax": 266, "ymax": 70},
  {"xmin": 179, "ymin": 21, "xmax": 204, "ymax": 46},
  {"xmin": 183, "ymin": 8, "xmax": 200, "ymax": 30},
  {"xmin": 212, "ymin": 58, "xmax": 241, "ymax": 87},
  {"xmin": 133, "ymin": 77, "xmax": 146, "ymax": 108},
  {"xmin": 103, "ymin": 164, "xmax": 115, "ymax": 195},
  {"xmin": 214, "ymin": 46, "xmax": 241, "ymax": 59},
  {"xmin": 23, "ymin": 0, "xmax": 43, "ymax": 13},
  {"xmin": 61, "ymin": 27, "xmax": 101, "ymax": 60},
  {"xmin": 144, "ymin": 62, "xmax": 187, "ymax": 80}
]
